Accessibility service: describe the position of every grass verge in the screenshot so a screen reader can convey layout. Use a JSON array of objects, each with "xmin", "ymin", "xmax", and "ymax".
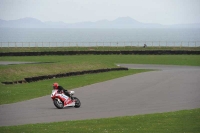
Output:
[
  {"xmin": 1, "ymin": 108, "xmax": 200, "ymax": 133},
  {"xmin": 0, "ymin": 55, "xmax": 200, "ymax": 82}
]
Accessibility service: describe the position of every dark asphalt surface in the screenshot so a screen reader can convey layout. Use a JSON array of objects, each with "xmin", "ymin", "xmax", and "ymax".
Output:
[
  {"xmin": 0, "ymin": 64, "xmax": 200, "ymax": 126},
  {"xmin": 0, "ymin": 61, "xmax": 36, "ymax": 65},
  {"xmin": 0, "ymin": 61, "xmax": 53, "ymax": 65}
]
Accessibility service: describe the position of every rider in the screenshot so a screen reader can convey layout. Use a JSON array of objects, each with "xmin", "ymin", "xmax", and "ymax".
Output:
[{"xmin": 53, "ymin": 83, "xmax": 71, "ymax": 99}]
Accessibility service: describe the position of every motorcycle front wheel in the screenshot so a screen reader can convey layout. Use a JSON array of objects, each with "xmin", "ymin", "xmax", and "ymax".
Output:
[
  {"xmin": 53, "ymin": 98, "xmax": 64, "ymax": 109},
  {"xmin": 73, "ymin": 97, "xmax": 81, "ymax": 108}
]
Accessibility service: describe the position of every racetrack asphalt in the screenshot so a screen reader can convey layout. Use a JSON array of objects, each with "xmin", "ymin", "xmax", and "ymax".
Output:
[
  {"xmin": 0, "ymin": 61, "xmax": 53, "ymax": 65},
  {"xmin": 0, "ymin": 64, "xmax": 200, "ymax": 126}
]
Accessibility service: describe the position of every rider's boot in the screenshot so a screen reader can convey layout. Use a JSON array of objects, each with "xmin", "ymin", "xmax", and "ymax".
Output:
[{"xmin": 70, "ymin": 96, "xmax": 74, "ymax": 101}]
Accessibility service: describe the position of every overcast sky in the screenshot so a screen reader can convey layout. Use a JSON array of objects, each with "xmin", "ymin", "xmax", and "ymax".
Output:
[{"xmin": 0, "ymin": 0, "xmax": 200, "ymax": 25}]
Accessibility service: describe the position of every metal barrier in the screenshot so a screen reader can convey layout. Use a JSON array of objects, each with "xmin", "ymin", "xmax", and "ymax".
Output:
[{"xmin": 1, "ymin": 41, "xmax": 200, "ymax": 48}]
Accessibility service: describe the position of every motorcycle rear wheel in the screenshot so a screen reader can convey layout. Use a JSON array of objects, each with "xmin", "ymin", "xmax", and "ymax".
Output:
[
  {"xmin": 53, "ymin": 98, "xmax": 64, "ymax": 109},
  {"xmin": 73, "ymin": 97, "xmax": 81, "ymax": 108}
]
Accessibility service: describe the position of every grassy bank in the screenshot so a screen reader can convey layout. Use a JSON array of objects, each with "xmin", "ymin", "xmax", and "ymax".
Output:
[
  {"xmin": 1, "ymin": 108, "xmax": 200, "ymax": 133},
  {"xmin": 0, "ymin": 55, "xmax": 200, "ymax": 82}
]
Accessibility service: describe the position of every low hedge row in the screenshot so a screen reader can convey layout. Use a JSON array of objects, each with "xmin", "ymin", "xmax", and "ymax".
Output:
[
  {"xmin": 2, "ymin": 67, "xmax": 128, "ymax": 85},
  {"xmin": 0, "ymin": 50, "xmax": 200, "ymax": 56}
]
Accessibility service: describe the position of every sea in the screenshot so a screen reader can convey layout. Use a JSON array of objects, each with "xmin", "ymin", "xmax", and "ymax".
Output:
[{"xmin": 0, "ymin": 28, "xmax": 200, "ymax": 47}]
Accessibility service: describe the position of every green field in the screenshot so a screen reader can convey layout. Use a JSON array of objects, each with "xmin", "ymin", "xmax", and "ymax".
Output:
[
  {"xmin": 0, "ymin": 55, "xmax": 200, "ymax": 83},
  {"xmin": 1, "ymin": 108, "xmax": 200, "ymax": 133}
]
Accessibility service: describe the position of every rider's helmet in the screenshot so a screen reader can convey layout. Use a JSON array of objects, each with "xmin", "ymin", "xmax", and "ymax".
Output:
[{"xmin": 53, "ymin": 82, "xmax": 59, "ymax": 89}]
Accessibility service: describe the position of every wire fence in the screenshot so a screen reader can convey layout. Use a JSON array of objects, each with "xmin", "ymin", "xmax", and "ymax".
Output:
[{"xmin": 1, "ymin": 41, "xmax": 200, "ymax": 48}]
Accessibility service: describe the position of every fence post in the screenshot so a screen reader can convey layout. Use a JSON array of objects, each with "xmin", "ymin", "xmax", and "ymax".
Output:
[{"xmin": 4, "ymin": 41, "xmax": 197, "ymax": 49}]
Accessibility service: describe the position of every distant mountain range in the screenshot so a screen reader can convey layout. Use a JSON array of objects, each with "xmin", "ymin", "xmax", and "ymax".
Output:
[{"xmin": 0, "ymin": 17, "xmax": 199, "ymax": 28}]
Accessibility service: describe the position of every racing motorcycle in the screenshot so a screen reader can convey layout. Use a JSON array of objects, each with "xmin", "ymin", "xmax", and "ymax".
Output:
[{"xmin": 51, "ymin": 89, "xmax": 81, "ymax": 109}]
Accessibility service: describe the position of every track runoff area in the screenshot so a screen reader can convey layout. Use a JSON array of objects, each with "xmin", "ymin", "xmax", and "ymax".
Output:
[{"xmin": 0, "ymin": 64, "xmax": 200, "ymax": 126}]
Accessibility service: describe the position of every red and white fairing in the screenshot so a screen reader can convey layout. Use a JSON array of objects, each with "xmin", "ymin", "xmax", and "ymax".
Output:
[{"xmin": 51, "ymin": 89, "xmax": 75, "ymax": 107}]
